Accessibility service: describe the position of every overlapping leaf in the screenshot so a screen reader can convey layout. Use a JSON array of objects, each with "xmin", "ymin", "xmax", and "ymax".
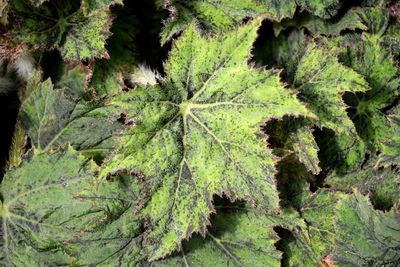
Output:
[
  {"xmin": 153, "ymin": 205, "xmax": 282, "ymax": 266},
  {"xmin": 378, "ymin": 104, "xmax": 400, "ymax": 168},
  {"xmin": 11, "ymin": 0, "xmax": 113, "ymax": 60},
  {"xmin": 0, "ymin": 147, "xmax": 144, "ymax": 266},
  {"xmin": 161, "ymin": 0, "xmax": 343, "ymax": 43},
  {"xmin": 19, "ymin": 79, "xmax": 121, "ymax": 160},
  {"xmin": 102, "ymin": 20, "xmax": 312, "ymax": 260},
  {"xmin": 333, "ymin": 192, "xmax": 400, "ymax": 266}
]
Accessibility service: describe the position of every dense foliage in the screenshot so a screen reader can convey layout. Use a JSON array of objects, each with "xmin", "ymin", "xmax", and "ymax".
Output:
[{"xmin": 0, "ymin": 0, "xmax": 399, "ymax": 266}]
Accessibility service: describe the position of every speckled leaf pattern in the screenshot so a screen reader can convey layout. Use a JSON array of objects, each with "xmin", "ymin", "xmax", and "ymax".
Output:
[
  {"xmin": 161, "ymin": 0, "xmax": 264, "ymax": 44},
  {"xmin": 294, "ymin": 44, "xmax": 367, "ymax": 135},
  {"xmin": 0, "ymin": 147, "xmax": 144, "ymax": 266},
  {"xmin": 326, "ymin": 157, "xmax": 399, "ymax": 210},
  {"xmin": 289, "ymin": 125, "xmax": 321, "ymax": 174},
  {"xmin": 284, "ymin": 189, "xmax": 341, "ymax": 267},
  {"xmin": 333, "ymin": 192, "xmax": 400, "ymax": 266},
  {"xmin": 81, "ymin": 0, "xmax": 123, "ymax": 16},
  {"xmin": 161, "ymin": 0, "xmax": 344, "ymax": 43},
  {"xmin": 102, "ymin": 20, "xmax": 312, "ymax": 260},
  {"xmin": 153, "ymin": 206, "xmax": 282, "ymax": 267},
  {"xmin": 296, "ymin": 0, "xmax": 341, "ymax": 18},
  {"xmin": 12, "ymin": 0, "xmax": 112, "ymax": 60},
  {"xmin": 379, "ymin": 104, "xmax": 400, "ymax": 168},
  {"xmin": 19, "ymin": 79, "xmax": 121, "ymax": 159}
]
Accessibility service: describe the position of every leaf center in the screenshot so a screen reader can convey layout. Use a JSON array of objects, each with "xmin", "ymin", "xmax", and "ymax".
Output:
[
  {"xmin": 179, "ymin": 102, "xmax": 192, "ymax": 116},
  {"xmin": 0, "ymin": 203, "xmax": 10, "ymax": 218}
]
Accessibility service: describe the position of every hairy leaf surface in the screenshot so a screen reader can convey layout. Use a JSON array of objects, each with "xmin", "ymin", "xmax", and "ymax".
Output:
[{"xmin": 102, "ymin": 20, "xmax": 312, "ymax": 260}]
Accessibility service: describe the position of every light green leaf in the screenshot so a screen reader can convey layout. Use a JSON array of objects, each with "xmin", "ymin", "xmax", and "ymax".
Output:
[
  {"xmin": 333, "ymin": 191, "xmax": 400, "ymax": 266},
  {"xmin": 289, "ymin": 125, "xmax": 320, "ymax": 174},
  {"xmin": 153, "ymin": 205, "xmax": 282, "ymax": 267},
  {"xmin": 19, "ymin": 79, "xmax": 121, "ymax": 160},
  {"xmin": 0, "ymin": 147, "xmax": 144, "ymax": 266},
  {"xmin": 161, "ymin": 0, "xmax": 264, "ymax": 44},
  {"xmin": 294, "ymin": 44, "xmax": 367, "ymax": 133},
  {"xmin": 102, "ymin": 20, "xmax": 312, "ymax": 260},
  {"xmin": 12, "ymin": 0, "xmax": 112, "ymax": 60}
]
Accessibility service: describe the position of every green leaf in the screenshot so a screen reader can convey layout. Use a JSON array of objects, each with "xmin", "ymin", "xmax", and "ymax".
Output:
[
  {"xmin": 102, "ymin": 20, "xmax": 312, "ymax": 260},
  {"xmin": 153, "ymin": 205, "xmax": 282, "ymax": 267},
  {"xmin": 0, "ymin": 147, "xmax": 144, "ymax": 266},
  {"xmin": 55, "ymin": 65, "xmax": 90, "ymax": 100},
  {"xmin": 274, "ymin": 7, "xmax": 368, "ymax": 37},
  {"xmin": 261, "ymin": 0, "xmax": 296, "ymax": 21},
  {"xmin": 288, "ymin": 125, "xmax": 320, "ymax": 174},
  {"xmin": 294, "ymin": 44, "xmax": 367, "ymax": 134},
  {"xmin": 19, "ymin": 79, "xmax": 121, "ymax": 160},
  {"xmin": 81, "ymin": 0, "xmax": 123, "ymax": 16},
  {"xmin": 12, "ymin": 0, "xmax": 112, "ymax": 60},
  {"xmin": 293, "ymin": 44, "xmax": 368, "ymax": 170},
  {"xmin": 333, "ymin": 191, "xmax": 400, "ymax": 266},
  {"xmin": 283, "ymin": 189, "xmax": 341, "ymax": 266},
  {"xmin": 326, "ymin": 157, "xmax": 399, "ymax": 210},
  {"xmin": 296, "ymin": 0, "xmax": 341, "ymax": 18},
  {"xmin": 378, "ymin": 104, "xmax": 400, "ymax": 168}
]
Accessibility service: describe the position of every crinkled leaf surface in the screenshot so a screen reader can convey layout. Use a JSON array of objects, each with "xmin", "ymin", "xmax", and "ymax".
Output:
[
  {"xmin": 102, "ymin": 20, "xmax": 312, "ymax": 260},
  {"xmin": 161, "ymin": 0, "xmax": 263, "ymax": 44},
  {"xmin": 326, "ymin": 157, "xmax": 399, "ymax": 210},
  {"xmin": 153, "ymin": 205, "xmax": 282, "ymax": 267},
  {"xmin": 274, "ymin": 7, "xmax": 368, "ymax": 36},
  {"xmin": 0, "ymin": 147, "xmax": 144, "ymax": 266},
  {"xmin": 333, "ymin": 192, "xmax": 400, "ymax": 266},
  {"xmin": 161, "ymin": 0, "xmax": 343, "ymax": 43},
  {"xmin": 284, "ymin": 189, "xmax": 341, "ymax": 266},
  {"xmin": 12, "ymin": 0, "xmax": 112, "ymax": 60},
  {"xmin": 19, "ymin": 79, "xmax": 121, "ymax": 159}
]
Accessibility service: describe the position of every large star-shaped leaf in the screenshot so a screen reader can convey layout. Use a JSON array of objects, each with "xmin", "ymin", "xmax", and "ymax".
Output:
[
  {"xmin": 11, "ymin": 0, "xmax": 112, "ymax": 60},
  {"xmin": 0, "ymin": 147, "xmax": 144, "ymax": 266},
  {"xmin": 102, "ymin": 19, "xmax": 312, "ymax": 260}
]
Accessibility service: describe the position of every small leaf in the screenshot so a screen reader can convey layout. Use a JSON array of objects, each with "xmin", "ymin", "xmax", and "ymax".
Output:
[{"xmin": 102, "ymin": 19, "xmax": 312, "ymax": 260}]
